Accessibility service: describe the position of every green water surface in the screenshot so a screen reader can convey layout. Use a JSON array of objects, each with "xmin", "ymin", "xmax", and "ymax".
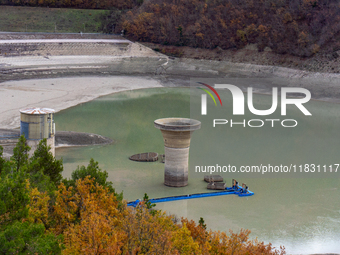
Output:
[{"xmin": 55, "ymin": 87, "xmax": 340, "ymax": 254}]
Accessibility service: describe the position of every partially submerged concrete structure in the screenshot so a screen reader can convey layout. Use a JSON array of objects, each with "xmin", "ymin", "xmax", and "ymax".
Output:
[
  {"xmin": 154, "ymin": 118, "xmax": 201, "ymax": 187},
  {"xmin": 204, "ymin": 175, "xmax": 224, "ymax": 183}
]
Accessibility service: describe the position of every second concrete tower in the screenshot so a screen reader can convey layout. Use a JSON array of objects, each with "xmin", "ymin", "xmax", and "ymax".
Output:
[{"xmin": 154, "ymin": 118, "xmax": 201, "ymax": 187}]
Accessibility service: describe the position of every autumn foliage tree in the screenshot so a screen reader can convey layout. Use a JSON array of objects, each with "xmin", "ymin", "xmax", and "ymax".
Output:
[{"xmin": 59, "ymin": 177, "xmax": 125, "ymax": 254}]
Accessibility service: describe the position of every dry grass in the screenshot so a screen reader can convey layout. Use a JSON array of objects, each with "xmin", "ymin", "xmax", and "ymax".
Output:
[{"xmin": 0, "ymin": 6, "xmax": 108, "ymax": 33}]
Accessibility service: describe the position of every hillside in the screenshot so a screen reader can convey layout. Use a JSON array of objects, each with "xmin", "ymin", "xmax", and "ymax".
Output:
[{"xmin": 120, "ymin": 0, "xmax": 340, "ymax": 58}]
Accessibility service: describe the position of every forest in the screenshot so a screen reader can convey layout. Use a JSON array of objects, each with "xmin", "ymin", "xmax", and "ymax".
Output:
[
  {"xmin": 1, "ymin": 0, "xmax": 340, "ymax": 57},
  {"xmin": 0, "ymin": 136, "xmax": 285, "ymax": 254},
  {"xmin": 118, "ymin": 0, "xmax": 340, "ymax": 57}
]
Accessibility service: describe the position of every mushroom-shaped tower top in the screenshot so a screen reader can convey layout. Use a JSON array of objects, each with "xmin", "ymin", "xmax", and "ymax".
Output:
[
  {"xmin": 154, "ymin": 118, "xmax": 201, "ymax": 148},
  {"xmin": 154, "ymin": 118, "xmax": 201, "ymax": 131}
]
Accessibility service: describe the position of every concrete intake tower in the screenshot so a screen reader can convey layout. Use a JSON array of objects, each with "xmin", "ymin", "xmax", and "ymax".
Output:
[
  {"xmin": 154, "ymin": 118, "xmax": 201, "ymax": 187},
  {"xmin": 20, "ymin": 108, "xmax": 55, "ymax": 157}
]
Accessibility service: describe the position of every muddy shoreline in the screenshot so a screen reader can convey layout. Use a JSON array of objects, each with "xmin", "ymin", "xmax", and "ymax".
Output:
[
  {"xmin": 1, "ymin": 56, "xmax": 339, "ymax": 101},
  {"xmin": 1, "ymin": 34, "xmax": 339, "ymax": 105},
  {"xmin": 0, "ymin": 129, "xmax": 112, "ymax": 158}
]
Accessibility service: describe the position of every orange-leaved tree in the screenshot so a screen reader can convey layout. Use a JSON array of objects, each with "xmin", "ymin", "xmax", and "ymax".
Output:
[{"xmin": 52, "ymin": 176, "xmax": 125, "ymax": 254}]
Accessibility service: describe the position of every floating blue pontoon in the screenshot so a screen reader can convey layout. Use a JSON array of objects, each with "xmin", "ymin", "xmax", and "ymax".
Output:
[{"xmin": 127, "ymin": 185, "xmax": 254, "ymax": 207}]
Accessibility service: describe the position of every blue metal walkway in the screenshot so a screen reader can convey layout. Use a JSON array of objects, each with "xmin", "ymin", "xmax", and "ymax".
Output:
[{"xmin": 127, "ymin": 185, "xmax": 254, "ymax": 207}]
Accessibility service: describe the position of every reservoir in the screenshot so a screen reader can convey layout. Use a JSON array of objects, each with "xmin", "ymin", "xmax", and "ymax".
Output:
[{"xmin": 55, "ymin": 87, "xmax": 340, "ymax": 254}]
